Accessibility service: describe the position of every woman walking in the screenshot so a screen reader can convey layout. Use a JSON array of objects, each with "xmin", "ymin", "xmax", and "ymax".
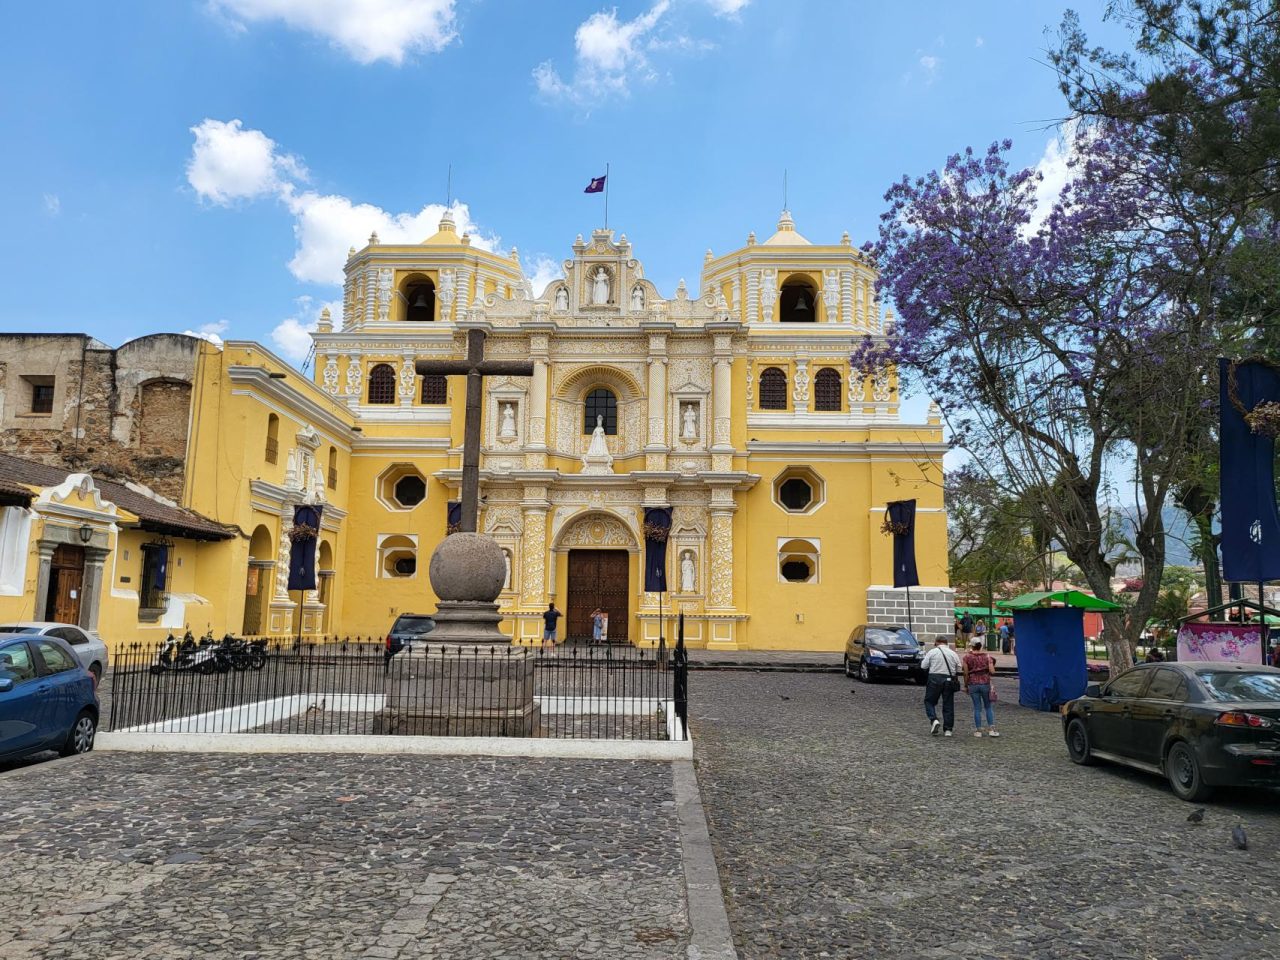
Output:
[{"xmin": 963, "ymin": 637, "xmax": 999, "ymax": 738}]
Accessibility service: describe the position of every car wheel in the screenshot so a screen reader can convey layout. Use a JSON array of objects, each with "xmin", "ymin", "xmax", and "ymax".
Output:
[
  {"xmin": 1166, "ymin": 741, "xmax": 1213, "ymax": 802},
  {"xmin": 89, "ymin": 662, "xmax": 102, "ymax": 686},
  {"xmin": 859, "ymin": 659, "xmax": 874, "ymax": 683},
  {"xmin": 843, "ymin": 655, "xmax": 854, "ymax": 678},
  {"xmin": 60, "ymin": 710, "xmax": 97, "ymax": 757},
  {"xmin": 1065, "ymin": 718, "xmax": 1095, "ymax": 766}
]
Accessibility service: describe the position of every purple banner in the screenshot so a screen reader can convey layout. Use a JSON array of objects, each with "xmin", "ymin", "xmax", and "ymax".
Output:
[{"xmin": 1176, "ymin": 623, "xmax": 1263, "ymax": 664}]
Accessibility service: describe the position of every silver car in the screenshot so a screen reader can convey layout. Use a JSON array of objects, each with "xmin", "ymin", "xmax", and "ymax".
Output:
[{"xmin": 0, "ymin": 622, "xmax": 108, "ymax": 684}]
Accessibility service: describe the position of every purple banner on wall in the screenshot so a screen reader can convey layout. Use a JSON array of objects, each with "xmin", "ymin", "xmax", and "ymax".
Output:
[
  {"xmin": 1176, "ymin": 622, "xmax": 1263, "ymax": 664},
  {"xmin": 287, "ymin": 504, "xmax": 323, "ymax": 592}
]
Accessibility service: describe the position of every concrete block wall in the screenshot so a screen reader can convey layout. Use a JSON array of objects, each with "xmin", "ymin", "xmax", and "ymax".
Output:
[{"xmin": 865, "ymin": 586, "xmax": 955, "ymax": 642}]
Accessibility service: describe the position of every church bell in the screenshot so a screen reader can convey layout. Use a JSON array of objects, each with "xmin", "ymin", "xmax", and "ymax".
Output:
[
  {"xmin": 794, "ymin": 291, "xmax": 810, "ymax": 312},
  {"xmin": 411, "ymin": 290, "xmax": 431, "ymax": 309}
]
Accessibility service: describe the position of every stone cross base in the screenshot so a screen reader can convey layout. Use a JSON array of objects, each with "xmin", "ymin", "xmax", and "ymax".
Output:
[{"xmin": 376, "ymin": 644, "xmax": 539, "ymax": 737}]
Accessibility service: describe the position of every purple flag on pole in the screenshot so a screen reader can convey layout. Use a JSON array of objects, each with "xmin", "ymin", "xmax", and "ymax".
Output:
[{"xmin": 584, "ymin": 175, "xmax": 606, "ymax": 194}]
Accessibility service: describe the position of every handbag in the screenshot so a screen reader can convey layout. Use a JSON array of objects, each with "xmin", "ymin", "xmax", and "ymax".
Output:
[{"xmin": 943, "ymin": 651, "xmax": 962, "ymax": 695}]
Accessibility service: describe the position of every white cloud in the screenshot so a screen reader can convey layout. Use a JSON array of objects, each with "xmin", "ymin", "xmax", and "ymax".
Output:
[
  {"xmin": 919, "ymin": 54, "xmax": 941, "ymax": 76},
  {"xmin": 181, "ymin": 320, "xmax": 230, "ymax": 348},
  {"xmin": 283, "ymin": 193, "xmax": 500, "ymax": 284},
  {"xmin": 975, "ymin": 36, "xmax": 985, "ymax": 47},
  {"xmin": 270, "ymin": 297, "xmax": 342, "ymax": 365},
  {"xmin": 534, "ymin": 1, "xmax": 672, "ymax": 106},
  {"xmin": 43, "ymin": 193, "xmax": 60, "ymax": 216},
  {"xmin": 209, "ymin": 0, "xmax": 457, "ymax": 65},
  {"xmin": 1030, "ymin": 119, "xmax": 1083, "ymax": 231},
  {"xmin": 705, "ymin": 0, "xmax": 749, "ymax": 15},
  {"xmin": 187, "ymin": 118, "xmax": 306, "ymax": 205},
  {"xmin": 186, "ymin": 118, "xmax": 501, "ymax": 285},
  {"xmin": 523, "ymin": 255, "xmax": 563, "ymax": 298}
]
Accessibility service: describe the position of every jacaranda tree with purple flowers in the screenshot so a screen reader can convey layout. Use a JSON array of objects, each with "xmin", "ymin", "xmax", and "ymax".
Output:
[{"xmin": 862, "ymin": 131, "xmax": 1214, "ymax": 671}]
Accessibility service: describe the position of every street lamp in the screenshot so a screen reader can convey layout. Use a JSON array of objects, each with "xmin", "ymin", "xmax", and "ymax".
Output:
[{"xmin": 77, "ymin": 524, "xmax": 93, "ymax": 545}]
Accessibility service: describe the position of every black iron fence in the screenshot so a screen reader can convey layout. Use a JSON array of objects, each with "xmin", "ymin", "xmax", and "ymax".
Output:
[{"xmin": 105, "ymin": 636, "xmax": 688, "ymax": 741}]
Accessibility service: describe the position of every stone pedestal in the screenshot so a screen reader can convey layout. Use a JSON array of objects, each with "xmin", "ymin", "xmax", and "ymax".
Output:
[
  {"xmin": 380, "ymin": 532, "xmax": 539, "ymax": 737},
  {"xmin": 379, "ymin": 644, "xmax": 540, "ymax": 736}
]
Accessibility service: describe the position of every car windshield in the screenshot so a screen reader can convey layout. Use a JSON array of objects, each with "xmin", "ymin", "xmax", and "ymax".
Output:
[
  {"xmin": 866, "ymin": 628, "xmax": 919, "ymax": 649},
  {"xmin": 1196, "ymin": 671, "xmax": 1280, "ymax": 703},
  {"xmin": 392, "ymin": 616, "xmax": 434, "ymax": 635},
  {"xmin": 0, "ymin": 626, "xmax": 40, "ymax": 634}
]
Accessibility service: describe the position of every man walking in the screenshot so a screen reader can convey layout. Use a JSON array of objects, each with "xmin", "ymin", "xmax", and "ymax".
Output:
[
  {"xmin": 921, "ymin": 635, "xmax": 962, "ymax": 737},
  {"xmin": 959, "ymin": 612, "xmax": 974, "ymax": 647},
  {"xmin": 542, "ymin": 602, "xmax": 562, "ymax": 650}
]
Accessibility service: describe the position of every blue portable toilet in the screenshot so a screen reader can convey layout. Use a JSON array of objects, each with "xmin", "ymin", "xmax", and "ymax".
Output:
[{"xmin": 1000, "ymin": 590, "xmax": 1123, "ymax": 712}]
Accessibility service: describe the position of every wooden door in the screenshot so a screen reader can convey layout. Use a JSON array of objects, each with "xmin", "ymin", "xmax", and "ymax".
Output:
[
  {"xmin": 566, "ymin": 550, "xmax": 630, "ymax": 642},
  {"xmin": 45, "ymin": 545, "xmax": 85, "ymax": 625}
]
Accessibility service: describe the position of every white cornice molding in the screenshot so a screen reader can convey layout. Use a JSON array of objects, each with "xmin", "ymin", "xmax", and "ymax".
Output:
[
  {"xmin": 350, "ymin": 436, "xmax": 452, "ymax": 453},
  {"xmin": 227, "ymin": 366, "xmax": 354, "ymax": 441},
  {"xmin": 746, "ymin": 439, "xmax": 948, "ymax": 456}
]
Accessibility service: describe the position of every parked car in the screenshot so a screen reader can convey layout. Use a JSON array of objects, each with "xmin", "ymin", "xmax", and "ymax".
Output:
[
  {"xmin": 0, "ymin": 622, "xmax": 108, "ymax": 684},
  {"xmin": 1061, "ymin": 662, "xmax": 1280, "ymax": 801},
  {"xmin": 0, "ymin": 634, "xmax": 99, "ymax": 763},
  {"xmin": 844, "ymin": 625, "xmax": 926, "ymax": 683},
  {"xmin": 385, "ymin": 613, "xmax": 436, "ymax": 658}
]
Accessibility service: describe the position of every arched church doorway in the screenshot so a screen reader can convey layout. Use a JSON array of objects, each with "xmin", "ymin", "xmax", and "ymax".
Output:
[
  {"xmin": 566, "ymin": 550, "xmax": 629, "ymax": 643},
  {"xmin": 242, "ymin": 524, "xmax": 274, "ymax": 635},
  {"xmin": 317, "ymin": 539, "xmax": 335, "ymax": 634}
]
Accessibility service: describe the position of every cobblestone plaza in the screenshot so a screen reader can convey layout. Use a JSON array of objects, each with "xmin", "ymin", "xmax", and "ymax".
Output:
[{"xmin": 2, "ymin": 672, "xmax": 1278, "ymax": 959}]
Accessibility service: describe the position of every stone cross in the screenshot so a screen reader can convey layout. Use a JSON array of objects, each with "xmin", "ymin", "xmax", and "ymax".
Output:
[{"xmin": 416, "ymin": 329, "xmax": 534, "ymax": 533}]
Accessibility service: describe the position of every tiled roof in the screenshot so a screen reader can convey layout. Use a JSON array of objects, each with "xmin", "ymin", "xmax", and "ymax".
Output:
[
  {"xmin": 0, "ymin": 452, "xmax": 235, "ymax": 541},
  {"xmin": 0, "ymin": 475, "xmax": 33, "ymax": 506}
]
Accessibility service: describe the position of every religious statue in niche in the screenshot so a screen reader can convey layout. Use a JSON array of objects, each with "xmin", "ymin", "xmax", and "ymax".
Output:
[
  {"xmin": 681, "ymin": 403, "xmax": 699, "ymax": 441},
  {"xmin": 591, "ymin": 267, "xmax": 610, "ymax": 305},
  {"xmin": 631, "ymin": 285, "xmax": 644, "ymax": 310},
  {"xmin": 554, "ymin": 286, "xmax": 568, "ymax": 311},
  {"xmin": 581, "ymin": 415, "xmax": 614, "ymax": 475},
  {"xmin": 502, "ymin": 548, "xmax": 512, "ymax": 590},
  {"xmin": 499, "ymin": 402, "xmax": 517, "ymax": 440},
  {"xmin": 680, "ymin": 550, "xmax": 696, "ymax": 593}
]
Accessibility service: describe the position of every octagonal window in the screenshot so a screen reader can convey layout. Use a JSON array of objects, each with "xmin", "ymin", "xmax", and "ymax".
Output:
[
  {"xmin": 394, "ymin": 475, "xmax": 426, "ymax": 507},
  {"xmin": 772, "ymin": 466, "xmax": 825, "ymax": 515},
  {"xmin": 376, "ymin": 464, "xmax": 429, "ymax": 512},
  {"xmin": 778, "ymin": 538, "xmax": 819, "ymax": 584}
]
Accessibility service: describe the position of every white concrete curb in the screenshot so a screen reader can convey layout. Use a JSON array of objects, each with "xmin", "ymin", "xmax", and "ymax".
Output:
[{"xmin": 95, "ymin": 731, "xmax": 693, "ymax": 761}]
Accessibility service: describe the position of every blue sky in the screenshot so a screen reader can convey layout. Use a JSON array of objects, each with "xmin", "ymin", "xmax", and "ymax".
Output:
[{"xmin": 0, "ymin": 0, "xmax": 1130, "ymax": 368}]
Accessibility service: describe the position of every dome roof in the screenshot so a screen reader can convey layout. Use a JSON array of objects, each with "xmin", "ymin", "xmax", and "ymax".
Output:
[
  {"xmin": 422, "ymin": 210, "xmax": 460, "ymax": 245},
  {"xmin": 762, "ymin": 210, "xmax": 810, "ymax": 246}
]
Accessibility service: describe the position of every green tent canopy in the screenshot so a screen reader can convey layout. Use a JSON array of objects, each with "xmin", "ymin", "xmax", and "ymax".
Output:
[
  {"xmin": 996, "ymin": 590, "xmax": 1124, "ymax": 612},
  {"xmin": 953, "ymin": 606, "xmax": 1004, "ymax": 618}
]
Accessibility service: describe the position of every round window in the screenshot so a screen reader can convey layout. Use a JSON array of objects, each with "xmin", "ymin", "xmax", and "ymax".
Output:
[
  {"xmin": 779, "ymin": 478, "xmax": 813, "ymax": 511},
  {"xmin": 394, "ymin": 475, "xmax": 426, "ymax": 507},
  {"xmin": 781, "ymin": 559, "xmax": 812, "ymax": 582},
  {"xmin": 393, "ymin": 556, "xmax": 417, "ymax": 576}
]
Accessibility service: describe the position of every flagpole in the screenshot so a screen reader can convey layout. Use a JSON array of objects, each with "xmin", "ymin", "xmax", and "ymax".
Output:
[{"xmin": 604, "ymin": 162, "xmax": 610, "ymax": 231}]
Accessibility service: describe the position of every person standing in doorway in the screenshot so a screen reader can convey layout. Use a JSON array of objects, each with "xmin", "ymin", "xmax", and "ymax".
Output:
[
  {"xmin": 920, "ymin": 636, "xmax": 962, "ymax": 737},
  {"xmin": 542, "ymin": 602, "xmax": 562, "ymax": 650},
  {"xmin": 963, "ymin": 637, "xmax": 999, "ymax": 737},
  {"xmin": 590, "ymin": 607, "xmax": 605, "ymax": 644}
]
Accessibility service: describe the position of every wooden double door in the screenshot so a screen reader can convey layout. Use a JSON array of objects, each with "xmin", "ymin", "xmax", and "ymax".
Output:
[
  {"xmin": 566, "ymin": 549, "xmax": 629, "ymax": 643},
  {"xmin": 44, "ymin": 544, "xmax": 84, "ymax": 625}
]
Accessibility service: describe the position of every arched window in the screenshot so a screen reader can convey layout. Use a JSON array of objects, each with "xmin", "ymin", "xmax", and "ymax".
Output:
[
  {"xmin": 421, "ymin": 375, "xmax": 447, "ymax": 405},
  {"xmin": 759, "ymin": 367, "xmax": 788, "ymax": 410},
  {"xmin": 368, "ymin": 363, "xmax": 396, "ymax": 404},
  {"xmin": 583, "ymin": 388, "xmax": 618, "ymax": 435},
  {"xmin": 779, "ymin": 278, "xmax": 817, "ymax": 322},
  {"xmin": 814, "ymin": 368, "xmax": 842, "ymax": 411},
  {"xmin": 404, "ymin": 279, "xmax": 436, "ymax": 322},
  {"xmin": 327, "ymin": 446, "xmax": 338, "ymax": 490},
  {"xmin": 265, "ymin": 414, "xmax": 279, "ymax": 464}
]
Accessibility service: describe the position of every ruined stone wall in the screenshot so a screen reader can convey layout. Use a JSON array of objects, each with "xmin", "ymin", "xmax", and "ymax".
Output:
[{"xmin": 0, "ymin": 334, "xmax": 200, "ymax": 500}]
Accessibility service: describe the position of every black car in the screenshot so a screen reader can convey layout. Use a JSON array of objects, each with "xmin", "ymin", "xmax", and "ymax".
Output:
[
  {"xmin": 1061, "ymin": 662, "xmax": 1280, "ymax": 801},
  {"xmin": 385, "ymin": 613, "xmax": 436, "ymax": 658},
  {"xmin": 844, "ymin": 625, "xmax": 926, "ymax": 683}
]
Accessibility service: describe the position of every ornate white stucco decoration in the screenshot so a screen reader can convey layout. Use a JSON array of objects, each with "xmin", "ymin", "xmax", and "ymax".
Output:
[
  {"xmin": 439, "ymin": 268, "xmax": 455, "ymax": 306},
  {"xmin": 823, "ymin": 269, "xmax": 840, "ymax": 314},
  {"xmin": 345, "ymin": 356, "xmax": 362, "ymax": 396},
  {"xmin": 377, "ymin": 268, "xmax": 393, "ymax": 321},
  {"xmin": 760, "ymin": 269, "xmax": 778, "ymax": 318},
  {"xmin": 398, "ymin": 357, "xmax": 416, "ymax": 399},
  {"xmin": 873, "ymin": 367, "xmax": 892, "ymax": 402},
  {"xmin": 793, "ymin": 361, "xmax": 811, "ymax": 404},
  {"xmin": 322, "ymin": 356, "xmax": 339, "ymax": 395},
  {"xmin": 558, "ymin": 513, "xmax": 636, "ymax": 549}
]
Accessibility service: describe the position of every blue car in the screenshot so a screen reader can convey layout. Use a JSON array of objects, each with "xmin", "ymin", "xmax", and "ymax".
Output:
[{"xmin": 0, "ymin": 634, "xmax": 99, "ymax": 763}]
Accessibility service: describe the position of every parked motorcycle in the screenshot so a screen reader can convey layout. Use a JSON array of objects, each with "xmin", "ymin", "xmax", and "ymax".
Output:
[
  {"xmin": 217, "ymin": 633, "xmax": 267, "ymax": 671},
  {"xmin": 149, "ymin": 629, "xmax": 220, "ymax": 674}
]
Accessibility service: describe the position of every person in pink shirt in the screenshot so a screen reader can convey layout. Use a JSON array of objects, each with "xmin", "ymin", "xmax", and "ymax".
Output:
[{"xmin": 963, "ymin": 637, "xmax": 1000, "ymax": 738}]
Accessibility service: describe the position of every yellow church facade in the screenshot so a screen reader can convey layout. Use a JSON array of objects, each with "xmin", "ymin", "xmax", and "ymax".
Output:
[{"xmin": 0, "ymin": 212, "xmax": 951, "ymax": 653}]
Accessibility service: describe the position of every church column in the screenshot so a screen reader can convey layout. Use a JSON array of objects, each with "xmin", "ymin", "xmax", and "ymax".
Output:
[
  {"xmin": 646, "ymin": 355, "xmax": 667, "ymax": 448},
  {"xmin": 711, "ymin": 341, "xmax": 733, "ymax": 450},
  {"xmin": 520, "ymin": 491, "xmax": 549, "ymax": 607},
  {"xmin": 707, "ymin": 503, "xmax": 736, "ymax": 611},
  {"xmin": 526, "ymin": 331, "xmax": 550, "ymax": 470}
]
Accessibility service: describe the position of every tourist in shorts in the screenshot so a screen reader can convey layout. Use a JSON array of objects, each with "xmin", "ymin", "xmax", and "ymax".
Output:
[
  {"xmin": 542, "ymin": 602, "xmax": 562, "ymax": 650},
  {"xmin": 963, "ymin": 637, "xmax": 999, "ymax": 737}
]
